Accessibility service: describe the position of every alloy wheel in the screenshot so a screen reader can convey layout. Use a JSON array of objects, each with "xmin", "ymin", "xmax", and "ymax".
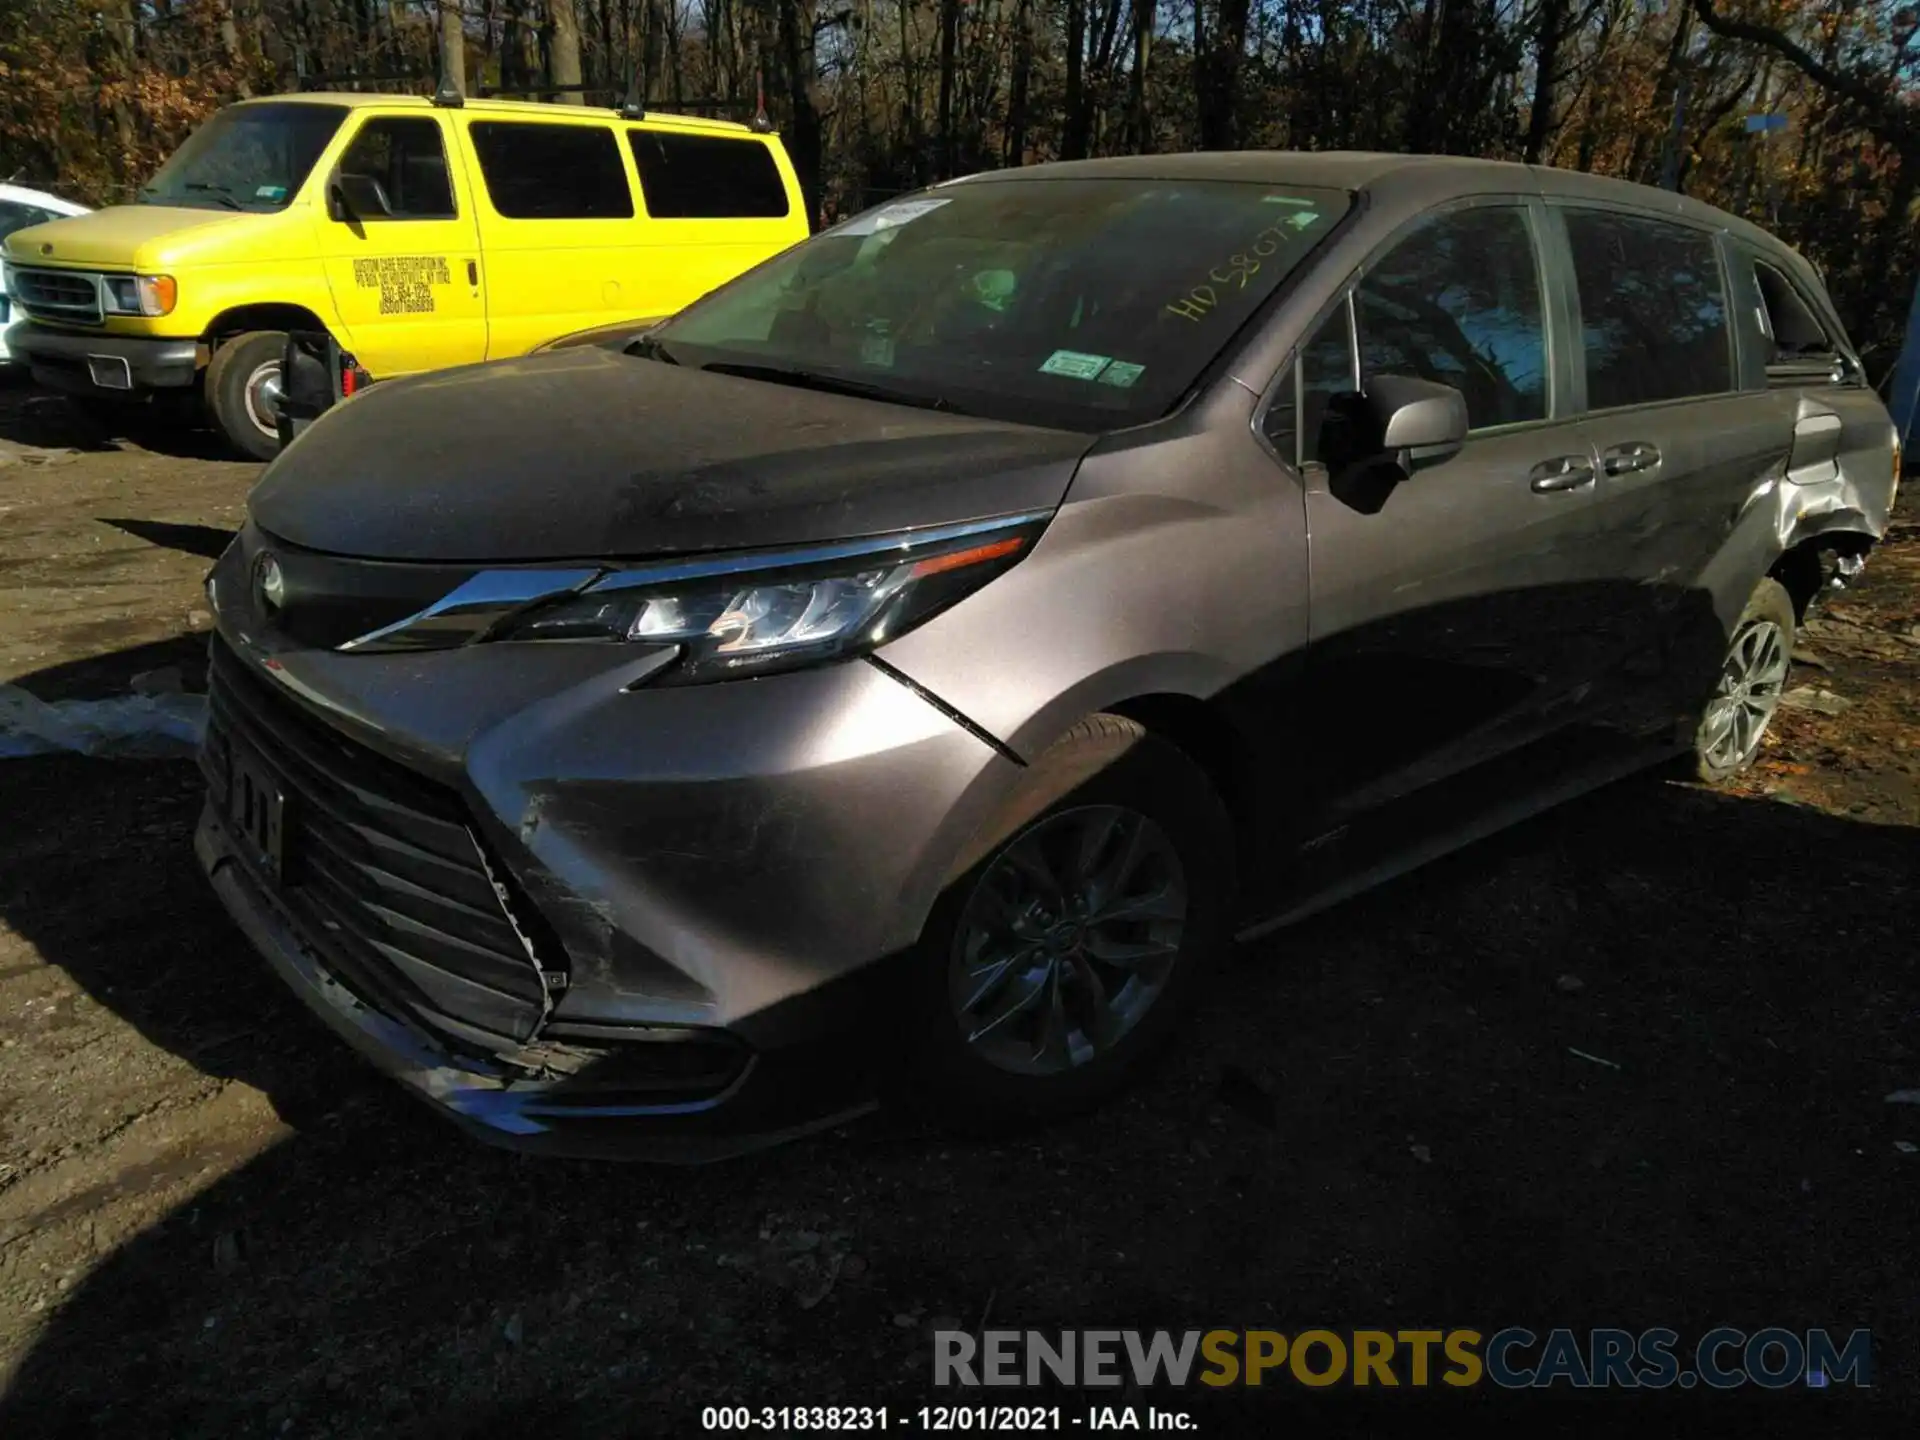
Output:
[
  {"xmin": 949, "ymin": 804, "xmax": 1188, "ymax": 1077},
  {"xmin": 1699, "ymin": 617, "xmax": 1790, "ymax": 772}
]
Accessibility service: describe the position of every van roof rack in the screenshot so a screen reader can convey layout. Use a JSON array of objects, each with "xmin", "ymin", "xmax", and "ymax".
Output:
[{"xmin": 289, "ymin": 55, "xmax": 772, "ymax": 131}]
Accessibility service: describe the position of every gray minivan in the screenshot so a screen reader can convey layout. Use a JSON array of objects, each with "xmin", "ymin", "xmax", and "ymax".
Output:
[{"xmin": 195, "ymin": 152, "xmax": 1898, "ymax": 1159}]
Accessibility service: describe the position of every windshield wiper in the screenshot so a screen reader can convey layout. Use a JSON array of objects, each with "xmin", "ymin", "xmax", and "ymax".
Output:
[
  {"xmin": 699, "ymin": 361, "xmax": 957, "ymax": 414},
  {"xmin": 626, "ymin": 333, "xmax": 680, "ymax": 365},
  {"xmin": 180, "ymin": 183, "xmax": 244, "ymax": 211}
]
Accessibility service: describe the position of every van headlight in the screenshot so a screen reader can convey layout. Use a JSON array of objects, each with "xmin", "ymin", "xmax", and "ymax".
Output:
[
  {"xmin": 101, "ymin": 274, "xmax": 177, "ymax": 317},
  {"xmin": 487, "ymin": 516, "xmax": 1042, "ymax": 683}
]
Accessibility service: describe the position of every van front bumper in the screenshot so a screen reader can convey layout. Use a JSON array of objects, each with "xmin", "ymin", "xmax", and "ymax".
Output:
[{"xmin": 8, "ymin": 323, "xmax": 200, "ymax": 396}]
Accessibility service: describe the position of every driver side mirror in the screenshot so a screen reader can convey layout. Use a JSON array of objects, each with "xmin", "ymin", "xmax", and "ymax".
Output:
[
  {"xmin": 1366, "ymin": 374, "xmax": 1469, "ymax": 468},
  {"xmin": 327, "ymin": 172, "xmax": 392, "ymax": 223}
]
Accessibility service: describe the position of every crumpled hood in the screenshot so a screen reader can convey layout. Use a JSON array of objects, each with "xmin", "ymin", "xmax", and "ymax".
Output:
[{"xmin": 251, "ymin": 347, "xmax": 1097, "ymax": 563}]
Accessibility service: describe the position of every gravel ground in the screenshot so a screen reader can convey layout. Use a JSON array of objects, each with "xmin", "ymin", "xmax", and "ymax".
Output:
[{"xmin": 1, "ymin": 384, "xmax": 1916, "ymax": 1436}]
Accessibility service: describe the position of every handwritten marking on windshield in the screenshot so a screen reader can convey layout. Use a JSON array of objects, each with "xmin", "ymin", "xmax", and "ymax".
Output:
[{"xmin": 1164, "ymin": 209, "xmax": 1322, "ymax": 323}]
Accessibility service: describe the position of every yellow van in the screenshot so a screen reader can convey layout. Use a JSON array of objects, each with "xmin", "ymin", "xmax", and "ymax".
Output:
[{"xmin": 1, "ymin": 91, "xmax": 810, "ymax": 458}]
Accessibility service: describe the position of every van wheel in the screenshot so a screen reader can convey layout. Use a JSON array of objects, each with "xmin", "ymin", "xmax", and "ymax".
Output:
[
  {"xmin": 1691, "ymin": 577, "xmax": 1797, "ymax": 782},
  {"xmin": 204, "ymin": 331, "xmax": 288, "ymax": 461},
  {"xmin": 904, "ymin": 715, "xmax": 1233, "ymax": 1132}
]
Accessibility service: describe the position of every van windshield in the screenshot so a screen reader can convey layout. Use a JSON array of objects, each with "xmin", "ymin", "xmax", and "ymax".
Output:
[
  {"xmin": 653, "ymin": 177, "xmax": 1351, "ymax": 430},
  {"xmin": 140, "ymin": 103, "xmax": 347, "ymax": 213}
]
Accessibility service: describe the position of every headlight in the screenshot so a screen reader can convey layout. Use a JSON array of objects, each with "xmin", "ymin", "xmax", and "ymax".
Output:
[
  {"xmin": 488, "ymin": 516, "xmax": 1042, "ymax": 683},
  {"xmin": 101, "ymin": 274, "xmax": 176, "ymax": 317}
]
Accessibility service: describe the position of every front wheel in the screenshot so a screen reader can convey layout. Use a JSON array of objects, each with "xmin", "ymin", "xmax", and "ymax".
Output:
[
  {"xmin": 204, "ymin": 330, "xmax": 288, "ymax": 461},
  {"xmin": 903, "ymin": 714, "xmax": 1234, "ymax": 1131},
  {"xmin": 1691, "ymin": 577, "xmax": 1796, "ymax": 782}
]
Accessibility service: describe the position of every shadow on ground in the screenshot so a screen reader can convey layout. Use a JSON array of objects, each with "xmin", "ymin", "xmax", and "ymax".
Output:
[
  {"xmin": 0, "ymin": 383, "xmax": 234, "ymax": 462},
  {"xmin": 0, "ymin": 633, "xmax": 1914, "ymax": 1434}
]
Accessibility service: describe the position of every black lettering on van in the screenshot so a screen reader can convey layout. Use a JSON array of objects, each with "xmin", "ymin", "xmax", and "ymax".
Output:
[{"xmin": 352, "ymin": 255, "xmax": 452, "ymax": 315}]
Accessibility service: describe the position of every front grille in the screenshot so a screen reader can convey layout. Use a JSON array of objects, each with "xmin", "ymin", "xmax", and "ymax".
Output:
[
  {"xmin": 206, "ymin": 637, "xmax": 555, "ymax": 1044},
  {"xmin": 7, "ymin": 266, "xmax": 102, "ymax": 325}
]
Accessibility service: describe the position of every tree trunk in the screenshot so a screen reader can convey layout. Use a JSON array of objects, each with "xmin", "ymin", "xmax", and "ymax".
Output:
[
  {"xmin": 1523, "ymin": 0, "xmax": 1567, "ymax": 164},
  {"xmin": 548, "ymin": 0, "xmax": 585, "ymax": 103},
  {"xmin": 437, "ymin": 0, "xmax": 466, "ymax": 96},
  {"xmin": 777, "ymin": 0, "xmax": 824, "ymax": 221},
  {"xmin": 1006, "ymin": 0, "xmax": 1034, "ymax": 166},
  {"xmin": 1126, "ymin": 0, "xmax": 1154, "ymax": 153},
  {"xmin": 936, "ymin": 0, "xmax": 959, "ymax": 176},
  {"xmin": 1063, "ymin": 0, "xmax": 1089, "ymax": 159}
]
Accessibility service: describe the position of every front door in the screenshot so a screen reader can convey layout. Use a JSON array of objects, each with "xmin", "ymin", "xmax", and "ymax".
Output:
[
  {"xmin": 1289, "ymin": 201, "xmax": 1617, "ymax": 817},
  {"xmin": 315, "ymin": 112, "xmax": 486, "ymax": 379}
]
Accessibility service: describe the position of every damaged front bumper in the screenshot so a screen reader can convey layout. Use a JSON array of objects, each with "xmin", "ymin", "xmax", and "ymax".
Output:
[{"xmin": 196, "ymin": 804, "xmax": 878, "ymax": 1161}]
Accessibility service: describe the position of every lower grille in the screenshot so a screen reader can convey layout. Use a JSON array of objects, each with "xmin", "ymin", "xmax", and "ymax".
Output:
[
  {"xmin": 206, "ymin": 637, "xmax": 555, "ymax": 1044},
  {"xmin": 8, "ymin": 266, "xmax": 102, "ymax": 325}
]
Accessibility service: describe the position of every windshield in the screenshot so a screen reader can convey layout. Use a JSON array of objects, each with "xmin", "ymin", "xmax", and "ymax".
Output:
[
  {"xmin": 140, "ymin": 103, "xmax": 348, "ymax": 213},
  {"xmin": 654, "ymin": 177, "xmax": 1351, "ymax": 429}
]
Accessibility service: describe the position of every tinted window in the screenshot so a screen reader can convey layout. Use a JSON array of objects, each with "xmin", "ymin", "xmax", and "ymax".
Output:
[
  {"xmin": 336, "ymin": 117, "xmax": 456, "ymax": 220},
  {"xmin": 468, "ymin": 122, "xmax": 633, "ymax": 220},
  {"xmin": 139, "ymin": 102, "xmax": 346, "ymax": 212},
  {"xmin": 628, "ymin": 131, "xmax": 789, "ymax": 219},
  {"xmin": 1355, "ymin": 206, "xmax": 1547, "ymax": 430},
  {"xmin": 656, "ymin": 179, "xmax": 1351, "ymax": 431},
  {"xmin": 1753, "ymin": 261, "xmax": 1833, "ymax": 360},
  {"xmin": 1565, "ymin": 209, "xmax": 1730, "ymax": 408},
  {"xmin": 0, "ymin": 200, "xmax": 59, "ymax": 242}
]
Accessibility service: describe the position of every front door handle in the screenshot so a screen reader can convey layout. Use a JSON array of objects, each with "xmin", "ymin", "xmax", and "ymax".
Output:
[
  {"xmin": 1602, "ymin": 440, "xmax": 1662, "ymax": 476},
  {"xmin": 1529, "ymin": 455, "xmax": 1596, "ymax": 493},
  {"xmin": 466, "ymin": 259, "xmax": 479, "ymax": 287}
]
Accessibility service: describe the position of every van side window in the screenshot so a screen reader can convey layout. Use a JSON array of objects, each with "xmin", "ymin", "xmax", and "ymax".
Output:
[
  {"xmin": 1564, "ymin": 209, "xmax": 1730, "ymax": 408},
  {"xmin": 468, "ymin": 122, "xmax": 635, "ymax": 220},
  {"xmin": 1354, "ymin": 206, "xmax": 1547, "ymax": 430},
  {"xmin": 337, "ymin": 118, "xmax": 456, "ymax": 221},
  {"xmin": 628, "ymin": 132, "xmax": 790, "ymax": 219},
  {"xmin": 1752, "ymin": 259, "xmax": 1846, "ymax": 376},
  {"xmin": 1261, "ymin": 301, "xmax": 1357, "ymax": 468}
]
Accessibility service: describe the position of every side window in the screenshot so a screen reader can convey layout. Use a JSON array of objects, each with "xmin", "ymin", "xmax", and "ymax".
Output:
[
  {"xmin": 468, "ymin": 122, "xmax": 635, "ymax": 220},
  {"xmin": 336, "ymin": 118, "xmax": 456, "ymax": 220},
  {"xmin": 1355, "ymin": 206, "xmax": 1547, "ymax": 430},
  {"xmin": 628, "ymin": 131, "xmax": 790, "ymax": 219},
  {"xmin": 1564, "ymin": 209, "xmax": 1730, "ymax": 408},
  {"xmin": 1753, "ymin": 261, "xmax": 1834, "ymax": 361},
  {"xmin": 1261, "ymin": 301, "xmax": 1356, "ymax": 467}
]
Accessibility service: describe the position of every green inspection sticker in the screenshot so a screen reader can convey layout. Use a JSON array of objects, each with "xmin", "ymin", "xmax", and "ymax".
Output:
[
  {"xmin": 1098, "ymin": 361, "xmax": 1146, "ymax": 388},
  {"xmin": 1039, "ymin": 349, "xmax": 1112, "ymax": 380}
]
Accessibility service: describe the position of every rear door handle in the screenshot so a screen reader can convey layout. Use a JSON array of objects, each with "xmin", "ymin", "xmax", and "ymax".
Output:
[
  {"xmin": 1601, "ymin": 440, "xmax": 1662, "ymax": 475},
  {"xmin": 467, "ymin": 259, "xmax": 479, "ymax": 286},
  {"xmin": 1529, "ymin": 455, "xmax": 1596, "ymax": 493}
]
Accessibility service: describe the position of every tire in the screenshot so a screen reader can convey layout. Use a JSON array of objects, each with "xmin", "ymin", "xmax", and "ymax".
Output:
[
  {"xmin": 1690, "ymin": 577, "xmax": 1797, "ymax": 783},
  {"xmin": 204, "ymin": 330, "xmax": 288, "ymax": 461},
  {"xmin": 902, "ymin": 714, "xmax": 1234, "ymax": 1132}
]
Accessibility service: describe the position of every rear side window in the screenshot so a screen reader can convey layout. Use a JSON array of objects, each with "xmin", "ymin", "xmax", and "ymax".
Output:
[
  {"xmin": 1355, "ymin": 205, "xmax": 1548, "ymax": 430},
  {"xmin": 1753, "ymin": 261, "xmax": 1834, "ymax": 360},
  {"xmin": 628, "ymin": 131, "xmax": 790, "ymax": 219},
  {"xmin": 1565, "ymin": 209, "xmax": 1730, "ymax": 408},
  {"xmin": 468, "ymin": 122, "xmax": 634, "ymax": 220},
  {"xmin": 337, "ymin": 117, "xmax": 456, "ymax": 220}
]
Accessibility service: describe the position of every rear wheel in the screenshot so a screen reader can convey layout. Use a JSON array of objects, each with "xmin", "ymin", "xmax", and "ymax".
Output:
[
  {"xmin": 1691, "ymin": 577, "xmax": 1796, "ymax": 782},
  {"xmin": 204, "ymin": 330, "xmax": 287, "ymax": 461},
  {"xmin": 904, "ymin": 714, "xmax": 1233, "ymax": 1130}
]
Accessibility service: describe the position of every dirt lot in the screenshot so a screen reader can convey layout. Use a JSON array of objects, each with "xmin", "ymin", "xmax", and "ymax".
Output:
[{"xmin": 1, "ymin": 382, "xmax": 1916, "ymax": 1436}]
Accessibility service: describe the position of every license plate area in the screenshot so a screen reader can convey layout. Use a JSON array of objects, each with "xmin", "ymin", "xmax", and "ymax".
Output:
[{"xmin": 206, "ymin": 728, "xmax": 290, "ymax": 881}]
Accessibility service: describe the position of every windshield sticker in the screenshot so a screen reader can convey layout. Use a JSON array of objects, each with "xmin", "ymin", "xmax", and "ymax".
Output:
[
  {"xmin": 1163, "ymin": 213, "xmax": 1320, "ymax": 324},
  {"xmin": 1097, "ymin": 360, "xmax": 1146, "ymax": 388},
  {"xmin": 352, "ymin": 255, "xmax": 451, "ymax": 315},
  {"xmin": 1039, "ymin": 349, "xmax": 1113, "ymax": 381},
  {"xmin": 836, "ymin": 197, "xmax": 952, "ymax": 237},
  {"xmin": 860, "ymin": 329, "xmax": 896, "ymax": 368},
  {"xmin": 254, "ymin": 184, "xmax": 288, "ymax": 202}
]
